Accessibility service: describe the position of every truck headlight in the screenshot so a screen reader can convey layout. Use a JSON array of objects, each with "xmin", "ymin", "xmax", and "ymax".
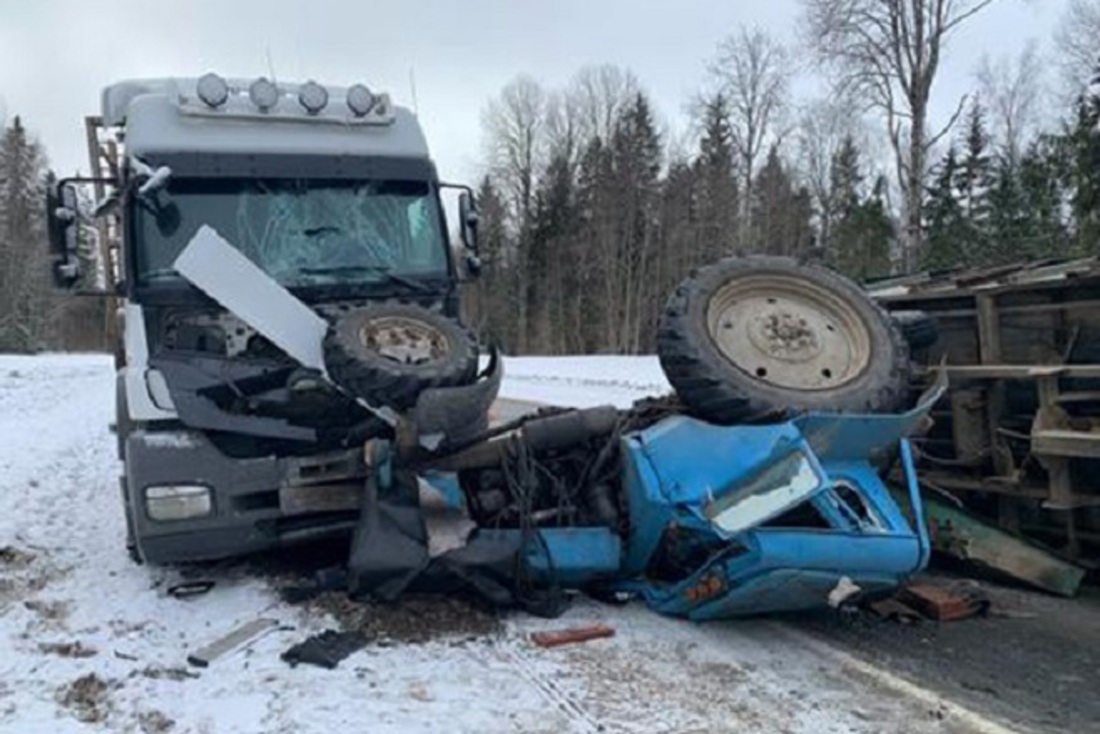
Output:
[{"xmin": 145, "ymin": 485, "xmax": 213, "ymax": 521}]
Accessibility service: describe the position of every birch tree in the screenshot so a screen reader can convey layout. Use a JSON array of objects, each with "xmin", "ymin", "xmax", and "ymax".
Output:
[
  {"xmin": 1055, "ymin": 0, "xmax": 1100, "ymax": 98},
  {"xmin": 977, "ymin": 41, "xmax": 1044, "ymax": 164},
  {"xmin": 801, "ymin": 0, "xmax": 998, "ymax": 271},
  {"xmin": 708, "ymin": 26, "xmax": 791, "ymax": 242}
]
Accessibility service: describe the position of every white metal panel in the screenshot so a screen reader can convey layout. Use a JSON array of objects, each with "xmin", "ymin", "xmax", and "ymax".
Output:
[
  {"xmin": 173, "ymin": 225, "xmax": 329, "ymax": 372},
  {"xmin": 122, "ymin": 301, "xmax": 179, "ymax": 421}
]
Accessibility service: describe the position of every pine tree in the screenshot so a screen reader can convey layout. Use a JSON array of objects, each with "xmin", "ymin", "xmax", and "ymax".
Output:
[
  {"xmin": 828, "ymin": 137, "xmax": 893, "ymax": 280},
  {"xmin": 0, "ymin": 116, "xmax": 54, "ymax": 352},
  {"xmin": 1057, "ymin": 63, "xmax": 1100, "ymax": 254},
  {"xmin": 957, "ymin": 100, "xmax": 994, "ymax": 264},
  {"xmin": 923, "ymin": 147, "xmax": 969, "ymax": 270},
  {"xmin": 693, "ymin": 92, "xmax": 739, "ymax": 259},
  {"xmin": 750, "ymin": 145, "xmax": 813, "ymax": 258}
]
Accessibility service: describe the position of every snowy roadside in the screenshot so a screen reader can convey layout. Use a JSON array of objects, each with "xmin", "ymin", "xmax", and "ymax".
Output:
[{"xmin": 0, "ymin": 354, "xmax": 995, "ymax": 733}]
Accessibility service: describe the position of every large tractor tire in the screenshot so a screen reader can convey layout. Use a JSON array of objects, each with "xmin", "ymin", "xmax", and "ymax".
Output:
[
  {"xmin": 323, "ymin": 303, "xmax": 478, "ymax": 411},
  {"xmin": 657, "ymin": 256, "xmax": 910, "ymax": 424}
]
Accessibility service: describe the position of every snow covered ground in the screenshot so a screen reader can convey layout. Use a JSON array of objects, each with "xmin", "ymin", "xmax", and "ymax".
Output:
[{"xmin": 0, "ymin": 354, "xmax": 1002, "ymax": 733}]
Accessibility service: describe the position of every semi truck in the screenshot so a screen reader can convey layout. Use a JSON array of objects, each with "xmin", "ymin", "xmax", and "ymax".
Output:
[{"xmin": 46, "ymin": 74, "xmax": 941, "ymax": 617}]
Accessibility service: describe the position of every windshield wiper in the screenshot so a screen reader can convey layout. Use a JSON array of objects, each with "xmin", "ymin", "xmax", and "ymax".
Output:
[{"xmin": 296, "ymin": 265, "xmax": 431, "ymax": 292}]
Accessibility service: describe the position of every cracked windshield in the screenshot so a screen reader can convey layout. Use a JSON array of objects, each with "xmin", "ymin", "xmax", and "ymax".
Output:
[{"xmin": 135, "ymin": 178, "xmax": 447, "ymax": 287}]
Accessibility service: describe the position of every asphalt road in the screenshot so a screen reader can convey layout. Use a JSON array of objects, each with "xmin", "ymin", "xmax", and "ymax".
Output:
[{"xmin": 787, "ymin": 575, "xmax": 1100, "ymax": 734}]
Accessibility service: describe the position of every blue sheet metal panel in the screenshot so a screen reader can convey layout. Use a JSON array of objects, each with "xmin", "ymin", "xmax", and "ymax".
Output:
[
  {"xmin": 630, "ymin": 415, "xmax": 809, "ymax": 506},
  {"xmin": 796, "ymin": 373, "xmax": 947, "ymax": 461},
  {"xmin": 748, "ymin": 531, "xmax": 922, "ymax": 575},
  {"xmin": 619, "ymin": 416, "xmax": 827, "ymax": 574},
  {"xmin": 419, "ymin": 470, "xmax": 466, "ymax": 510},
  {"xmin": 685, "ymin": 570, "xmax": 906, "ymax": 620},
  {"xmin": 478, "ymin": 527, "xmax": 622, "ymax": 588},
  {"xmin": 620, "ymin": 434, "xmax": 680, "ymax": 575}
]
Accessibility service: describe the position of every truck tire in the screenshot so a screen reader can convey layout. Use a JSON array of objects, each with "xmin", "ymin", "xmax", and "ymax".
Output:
[
  {"xmin": 657, "ymin": 256, "xmax": 910, "ymax": 423},
  {"xmin": 323, "ymin": 303, "xmax": 479, "ymax": 411}
]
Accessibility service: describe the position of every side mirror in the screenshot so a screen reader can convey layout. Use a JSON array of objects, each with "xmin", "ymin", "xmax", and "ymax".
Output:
[
  {"xmin": 46, "ymin": 182, "xmax": 82, "ymax": 289},
  {"xmin": 458, "ymin": 190, "xmax": 479, "ymax": 253}
]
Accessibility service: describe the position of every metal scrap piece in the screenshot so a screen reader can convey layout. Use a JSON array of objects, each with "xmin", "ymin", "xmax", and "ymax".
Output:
[{"xmin": 186, "ymin": 618, "xmax": 279, "ymax": 667}]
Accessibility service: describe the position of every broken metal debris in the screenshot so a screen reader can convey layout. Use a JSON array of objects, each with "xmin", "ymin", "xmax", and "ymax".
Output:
[
  {"xmin": 530, "ymin": 625, "xmax": 616, "ymax": 648},
  {"xmin": 899, "ymin": 583, "xmax": 991, "ymax": 622},
  {"xmin": 281, "ymin": 629, "xmax": 369, "ymax": 669},
  {"xmin": 167, "ymin": 579, "xmax": 215, "ymax": 599},
  {"xmin": 38, "ymin": 640, "xmax": 98, "ymax": 658},
  {"xmin": 186, "ymin": 617, "xmax": 279, "ymax": 668},
  {"xmin": 867, "ymin": 598, "xmax": 924, "ymax": 625}
]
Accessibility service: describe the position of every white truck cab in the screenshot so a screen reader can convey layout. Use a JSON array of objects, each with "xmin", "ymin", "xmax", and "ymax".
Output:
[{"xmin": 46, "ymin": 74, "xmax": 481, "ymax": 563}]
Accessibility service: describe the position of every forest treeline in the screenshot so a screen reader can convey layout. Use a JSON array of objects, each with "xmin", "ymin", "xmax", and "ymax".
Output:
[{"xmin": 468, "ymin": 1, "xmax": 1100, "ymax": 354}]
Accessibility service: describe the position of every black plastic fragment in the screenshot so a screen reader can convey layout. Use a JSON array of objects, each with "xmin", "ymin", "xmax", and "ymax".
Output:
[{"xmin": 281, "ymin": 630, "xmax": 369, "ymax": 670}]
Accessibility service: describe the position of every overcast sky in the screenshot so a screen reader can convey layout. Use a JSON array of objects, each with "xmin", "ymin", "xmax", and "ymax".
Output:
[{"xmin": 0, "ymin": 0, "xmax": 1067, "ymax": 183}]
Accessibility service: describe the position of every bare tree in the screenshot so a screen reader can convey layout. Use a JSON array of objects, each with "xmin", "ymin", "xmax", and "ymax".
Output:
[
  {"xmin": 977, "ymin": 41, "xmax": 1044, "ymax": 164},
  {"xmin": 1055, "ymin": 0, "xmax": 1100, "ymax": 98},
  {"xmin": 708, "ymin": 26, "xmax": 791, "ymax": 239},
  {"xmin": 481, "ymin": 75, "xmax": 548, "ymax": 228},
  {"xmin": 795, "ymin": 95, "xmax": 870, "ymax": 250},
  {"xmin": 480, "ymin": 76, "xmax": 548, "ymax": 351},
  {"xmin": 802, "ymin": 0, "xmax": 998, "ymax": 271},
  {"xmin": 567, "ymin": 65, "xmax": 640, "ymax": 146}
]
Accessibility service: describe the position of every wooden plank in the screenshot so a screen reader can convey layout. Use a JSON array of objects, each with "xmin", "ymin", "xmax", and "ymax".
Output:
[
  {"xmin": 1031, "ymin": 429, "xmax": 1100, "ymax": 460},
  {"xmin": 921, "ymin": 365, "xmax": 1100, "ymax": 380},
  {"xmin": 906, "ymin": 491, "xmax": 1086, "ymax": 597}
]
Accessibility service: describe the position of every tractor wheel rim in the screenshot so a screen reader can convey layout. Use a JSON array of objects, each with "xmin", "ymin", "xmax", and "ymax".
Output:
[
  {"xmin": 359, "ymin": 317, "xmax": 449, "ymax": 365},
  {"xmin": 705, "ymin": 273, "xmax": 872, "ymax": 391}
]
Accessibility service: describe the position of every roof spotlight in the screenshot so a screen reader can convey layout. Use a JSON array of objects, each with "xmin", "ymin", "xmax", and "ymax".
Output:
[
  {"xmin": 298, "ymin": 81, "xmax": 329, "ymax": 114},
  {"xmin": 196, "ymin": 73, "xmax": 229, "ymax": 108},
  {"xmin": 346, "ymin": 84, "xmax": 375, "ymax": 117},
  {"xmin": 249, "ymin": 77, "xmax": 280, "ymax": 112}
]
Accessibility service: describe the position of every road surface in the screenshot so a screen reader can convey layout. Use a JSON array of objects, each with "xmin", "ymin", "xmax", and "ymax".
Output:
[{"xmin": 0, "ymin": 354, "xmax": 1052, "ymax": 733}]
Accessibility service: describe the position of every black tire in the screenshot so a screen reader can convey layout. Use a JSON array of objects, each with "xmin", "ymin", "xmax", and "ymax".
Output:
[
  {"xmin": 657, "ymin": 256, "xmax": 910, "ymax": 423},
  {"xmin": 891, "ymin": 310, "xmax": 939, "ymax": 352},
  {"xmin": 323, "ymin": 302, "xmax": 478, "ymax": 411}
]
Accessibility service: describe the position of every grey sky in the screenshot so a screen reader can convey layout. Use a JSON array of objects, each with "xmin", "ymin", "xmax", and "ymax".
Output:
[{"xmin": 0, "ymin": 0, "xmax": 1067, "ymax": 184}]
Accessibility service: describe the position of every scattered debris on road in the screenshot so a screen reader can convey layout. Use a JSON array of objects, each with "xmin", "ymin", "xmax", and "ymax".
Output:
[
  {"xmin": 0, "ymin": 545, "xmax": 35, "ymax": 567},
  {"xmin": 531, "ymin": 625, "xmax": 616, "ymax": 648},
  {"xmin": 281, "ymin": 630, "xmax": 369, "ymax": 669},
  {"xmin": 138, "ymin": 664, "xmax": 200, "ymax": 682},
  {"xmin": 38, "ymin": 640, "xmax": 98, "ymax": 658},
  {"xmin": 900, "ymin": 583, "xmax": 991, "ymax": 622},
  {"xmin": 186, "ymin": 617, "xmax": 279, "ymax": 667},
  {"xmin": 137, "ymin": 709, "xmax": 176, "ymax": 734},
  {"xmin": 294, "ymin": 591, "xmax": 503, "ymax": 644},
  {"xmin": 55, "ymin": 673, "xmax": 118, "ymax": 724},
  {"xmin": 166, "ymin": 579, "xmax": 215, "ymax": 599}
]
